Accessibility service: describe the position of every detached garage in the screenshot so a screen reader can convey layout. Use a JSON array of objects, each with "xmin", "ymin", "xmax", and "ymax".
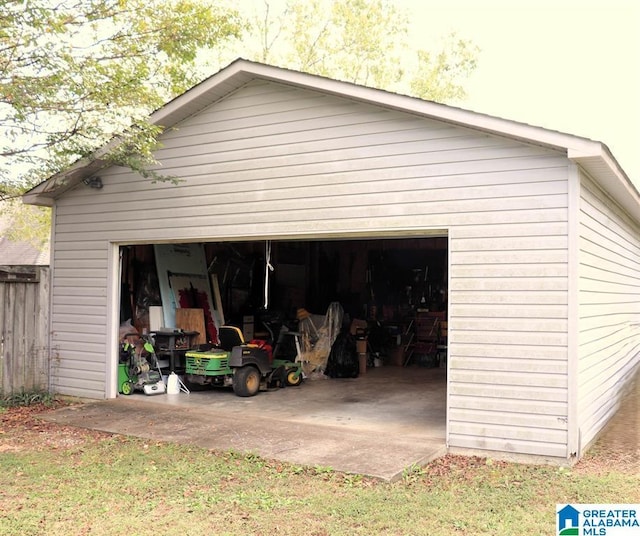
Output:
[{"xmin": 23, "ymin": 59, "xmax": 640, "ymax": 464}]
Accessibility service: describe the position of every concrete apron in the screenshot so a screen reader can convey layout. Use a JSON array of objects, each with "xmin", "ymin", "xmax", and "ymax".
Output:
[{"xmin": 41, "ymin": 366, "xmax": 447, "ymax": 482}]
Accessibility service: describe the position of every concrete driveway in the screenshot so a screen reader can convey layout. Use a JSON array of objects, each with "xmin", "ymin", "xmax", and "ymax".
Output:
[{"xmin": 42, "ymin": 366, "xmax": 447, "ymax": 481}]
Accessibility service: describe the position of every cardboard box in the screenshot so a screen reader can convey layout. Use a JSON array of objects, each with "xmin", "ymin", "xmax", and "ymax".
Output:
[
  {"xmin": 390, "ymin": 346, "xmax": 405, "ymax": 366},
  {"xmin": 350, "ymin": 318, "xmax": 367, "ymax": 336}
]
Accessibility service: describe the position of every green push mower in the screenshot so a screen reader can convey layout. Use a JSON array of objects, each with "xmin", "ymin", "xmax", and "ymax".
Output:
[
  {"xmin": 118, "ymin": 334, "xmax": 166, "ymax": 396},
  {"xmin": 184, "ymin": 325, "xmax": 303, "ymax": 397}
]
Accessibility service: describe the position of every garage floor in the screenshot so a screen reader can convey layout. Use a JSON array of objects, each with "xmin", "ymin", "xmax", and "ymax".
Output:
[{"xmin": 41, "ymin": 366, "xmax": 447, "ymax": 481}]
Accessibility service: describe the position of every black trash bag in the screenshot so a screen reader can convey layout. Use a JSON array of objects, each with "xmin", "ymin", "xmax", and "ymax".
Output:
[{"xmin": 325, "ymin": 330, "xmax": 359, "ymax": 378}]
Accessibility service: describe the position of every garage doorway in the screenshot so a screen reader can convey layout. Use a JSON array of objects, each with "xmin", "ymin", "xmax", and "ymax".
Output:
[
  {"xmin": 115, "ymin": 236, "xmax": 448, "ymax": 435},
  {"xmin": 120, "ymin": 237, "xmax": 447, "ymax": 342}
]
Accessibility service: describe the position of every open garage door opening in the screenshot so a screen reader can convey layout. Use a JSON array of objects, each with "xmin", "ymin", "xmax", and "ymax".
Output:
[{"xmin": 117, "ymin": 236, "xmax": 448, "ymax": 395}]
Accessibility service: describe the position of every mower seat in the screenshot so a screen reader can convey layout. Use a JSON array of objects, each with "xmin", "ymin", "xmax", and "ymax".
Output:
[
  {"xmin": 218, "ymin": 325, "xmax": 245, "ymax": 351},
  {"xmin": 218, "ymin": 325, "xmax": 274, "ymax": 362}
]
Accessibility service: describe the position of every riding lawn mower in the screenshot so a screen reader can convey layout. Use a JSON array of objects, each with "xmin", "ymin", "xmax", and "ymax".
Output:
[{"xmin": 184, "ymin": 325, "xmax": 303, "ymax": 397}]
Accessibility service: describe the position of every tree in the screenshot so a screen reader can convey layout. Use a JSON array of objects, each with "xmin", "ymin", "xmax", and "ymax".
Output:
[
  {"xmin": 240, "ymin": 0, "xmax": 478, "ymax": 102},
  {"xmin": 0, "ymin": 0, "xmax": 242, "ymax": 249},
  {"xmin": 409, "ymin": 34, "xmax": 478, "ymax": 102},
  {"xmin": 2, "ymin": 200, "xmax": 50, "ymax": 250},
  {"xmin": 285, "ymin": 0, "xmax": 407, "ymax": 90},
  {"xmin": 2, "ymin": 0, "xmax": 478, "ymax": 250},
  {"xmin": 0, "ymin": 0, "xmax": 243, "ymax": 193}
]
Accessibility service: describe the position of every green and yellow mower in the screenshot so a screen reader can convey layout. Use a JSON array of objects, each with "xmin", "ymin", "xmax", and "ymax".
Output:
[{"xmin": 185, "ymin": 326, "xmax": 303, "ymax": 397}]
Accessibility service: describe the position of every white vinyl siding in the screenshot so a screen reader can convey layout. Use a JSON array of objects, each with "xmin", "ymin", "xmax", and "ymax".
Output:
[
  {"xmin": 577, "ymin": 171, "xmax": 640, "ymax": 452},
  {"xmin": 50, "ymin": 80, "xmax": 571, "ymax": 458},
  {"xmin": 49, "ymin": 239, "xmax": 109, "ymax": 398},
  {"xmin": 448, "ymin": 208, "xmax": 570, "ymax": 457}
]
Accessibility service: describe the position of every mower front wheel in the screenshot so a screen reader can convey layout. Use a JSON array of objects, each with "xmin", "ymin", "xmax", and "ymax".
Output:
[
  {"xmin": 285, "ymin": 368, "xmax": 303, "ymax": 387},
  {"xmin": 232, "ymin": 366, "xmax": 261, "ymax": 397},
  {"xmin": 121, "ymin": 381, "xmax": 135, "ymax": 395}
]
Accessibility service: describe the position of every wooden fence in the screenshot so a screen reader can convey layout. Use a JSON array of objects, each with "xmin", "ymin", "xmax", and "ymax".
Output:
[{"xmin": 0, "ymin": 265, "xmax": 50, "ymax": 395}]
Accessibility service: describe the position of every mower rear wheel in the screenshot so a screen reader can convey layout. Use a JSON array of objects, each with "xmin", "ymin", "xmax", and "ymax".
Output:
[
  {"xmin": 285, "ymin": 369, "xmax": 303, "ymax": 387},
  {"xmin": 121, "ymin": 381, "xmax": 134, "ymax": 395},
  {"xmin": 232, "ymin": 366, "xmax": 261, "ymax": 397}
]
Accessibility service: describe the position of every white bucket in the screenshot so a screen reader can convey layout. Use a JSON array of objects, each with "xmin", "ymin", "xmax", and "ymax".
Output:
[{"xmin": 167, "ymin": 372, "xmax": 180, "ymax": 395}]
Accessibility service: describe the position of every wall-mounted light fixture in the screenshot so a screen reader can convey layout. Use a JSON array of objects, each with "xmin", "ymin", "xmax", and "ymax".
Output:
[{"xmin": 83, "ymin": 176, "xmax": 103, "ymax": 189}]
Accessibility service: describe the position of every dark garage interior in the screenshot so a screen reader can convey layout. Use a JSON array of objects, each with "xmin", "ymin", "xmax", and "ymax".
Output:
[{"xmin": 118, "ymin": 237, "xmax": 448, "ymax": 379}]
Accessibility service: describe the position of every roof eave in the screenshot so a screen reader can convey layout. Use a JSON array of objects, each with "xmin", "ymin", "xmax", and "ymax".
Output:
[
  {"xmin": 21, "ymin": 59, "xmax": 639, "ymax": 222},
  {"xmin": 22, "ymin": 157, "xmax": 107, "ymax": 206},
  {"xmin": 569, "ymin": 144, "xmax": 640, "ymax": 221}
]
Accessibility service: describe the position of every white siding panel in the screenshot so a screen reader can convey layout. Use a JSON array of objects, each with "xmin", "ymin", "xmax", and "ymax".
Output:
[
  {"xmin": 449, "ymin": 421, "xmax": 567, "ymax": 443},
  {"xmin": 159, "ymin": 122, "xmax": 463, "ymax": 162},
  {"xmin": 451, "ymin": 356, "xmax": 567, "ymax": 374},
  {"xmin": 56, "ymin": 172, "xmax": 567, "ymax": 221},
  {"xmin": 53, "ymin": 304, "xmax": 105, "ymax": 317},
  {"xmin": 54, "ymin": 185, "xmax": 566, "ymax": 233},
  {"xmin": 451, "ymin": 395, "xmax": 566, "ymax": 414},
  {"xmin": 449, "ymin": 409, "xmax": 567, "ymax": 431},
  {"xmin": 50, "ymin": 79, "xmax": 572, "ymax": 458},
  {"xmin": 577, "ymin": 172, "xmax": 640, "ymax": 452},
  {"xmin": 66, "ymin": 155, "xmax": 567, "ymax": 201},
  {"xmin": 452, "ymin": 291, "xmax": 567, "ymax": 306},
  {"xmin": 53, "ymin": 295, "xmax": 107, "ymax": 307},
  {"xmin": 450, "ymin": 383, "xmax": 565, "ymax": 402},
  {"xmin": 453, "ymin": 344, "xmax": 566, "ymax": 360},
  {"xmin": 451, "ymin": 369, "xmax": 566, "ymax": 388},
  {"xmin": 448, "ymin": 160, "xmax": 569, "ymax": 457},
  {"xmin": 580, "ymin": 262, "xmax": 640, "ymax": 288},
  {"xmin": 451, "ymin": 303, "xmax": 568, "ymax": 319},
  {"xmin": 451, "ymin": 277, "xmax": 567, "ymax": 292},
  {"xmin": 48, "ymin": 240, "xmax": 109, "ymax": 397},
  {"xmin": 455, "ymin": 317, "xmax": 566, "ymax": 333},
  {"xmin": 448, "ymin": 433, "xmax": 567, "ymax": 458},
  {"xmin": 448, "ymin": 376, "xmax": 570, "ymax": 457},
  {"xmin": 452, "ymin": 220, "xmax": 568, "ymax": 239},
  {"xmin": 579, "ymin": 313, "xmax": 640, "ymax": 338},
  {"xmin": 50, "ymin": 366, "xmax": 105, "ymax": 400},
  {"xmin": 579, "ymin": 340, "xmax": 638, "ymax": 392}
]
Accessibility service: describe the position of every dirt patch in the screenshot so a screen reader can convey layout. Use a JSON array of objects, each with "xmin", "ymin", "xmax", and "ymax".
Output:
[
  {"xmin": 0, "ymin": 401, "xmax": 113, "ymax": 452},
  {"xmin": 575, "ymin": 371, "xmax": 639, "ymax": 475}
]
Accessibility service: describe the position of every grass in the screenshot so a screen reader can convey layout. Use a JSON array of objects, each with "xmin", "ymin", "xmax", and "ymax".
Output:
[
  {"xmin": 0, "ymin": 389, "xmax": 56, "ymax": 408},
  {"xmin": 0, "ymin": 402, "xmax": 638, "ymax": 536}
]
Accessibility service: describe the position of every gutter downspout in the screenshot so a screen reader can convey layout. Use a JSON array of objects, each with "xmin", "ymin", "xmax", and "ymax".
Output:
[{"xmin": 567, "ymin": 162, "xmax": 581, "ymax": 460}]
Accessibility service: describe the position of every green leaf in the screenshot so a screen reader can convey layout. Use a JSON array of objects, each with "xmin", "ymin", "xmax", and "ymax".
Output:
[{"xmin": 1, "ymin": 0, "xmax": 243, "ymax": 190}]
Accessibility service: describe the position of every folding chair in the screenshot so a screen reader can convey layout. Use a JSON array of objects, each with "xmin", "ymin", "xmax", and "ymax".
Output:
[{"xmin": 404, "ymin": 312, "xmax": 439, "ymax": 366}]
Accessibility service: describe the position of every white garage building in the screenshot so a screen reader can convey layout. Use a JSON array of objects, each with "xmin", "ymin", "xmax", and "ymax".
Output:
[{"xmin": 24, "ymin": 59, "xmax": 640, "ymax": 463}]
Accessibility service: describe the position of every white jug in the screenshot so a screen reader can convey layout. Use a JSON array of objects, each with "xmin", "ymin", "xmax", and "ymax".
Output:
[{"xmin": 167, "ymin": 372, "xmax": 180, "ymax": 395}]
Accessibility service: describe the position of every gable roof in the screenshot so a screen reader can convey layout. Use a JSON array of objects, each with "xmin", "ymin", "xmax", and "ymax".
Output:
[{"xmin": 22, "ymin": 58, "xmax": 640, "ymax": 221}]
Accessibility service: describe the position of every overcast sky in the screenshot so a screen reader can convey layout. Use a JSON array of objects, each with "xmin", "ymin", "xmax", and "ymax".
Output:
[{"xmin": 398, "ymin": 0, "xmax": 639, "ymax": 187}]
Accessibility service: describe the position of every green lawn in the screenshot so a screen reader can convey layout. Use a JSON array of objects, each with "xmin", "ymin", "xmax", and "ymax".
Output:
[{"xmin": 0, "ymin": 403, "xmax": 638, "ymax": 536}]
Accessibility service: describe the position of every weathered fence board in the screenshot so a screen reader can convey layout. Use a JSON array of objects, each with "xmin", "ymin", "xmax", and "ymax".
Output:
[{"xmin": 0, "ymin": 265, "xmax": 50, "ymax": 395}]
